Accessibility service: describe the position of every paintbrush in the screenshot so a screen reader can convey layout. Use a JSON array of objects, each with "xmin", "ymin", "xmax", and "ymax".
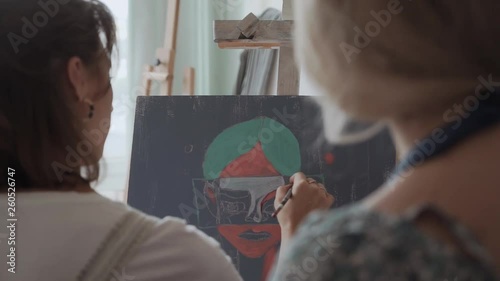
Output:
[{"xmin": 271, "ymin": 183, "xmax": 294, "ymax": 218}]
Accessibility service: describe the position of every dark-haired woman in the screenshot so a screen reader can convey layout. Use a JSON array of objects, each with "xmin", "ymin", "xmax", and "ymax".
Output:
[{"xmin": 0, "ymin": 1, "xmax": 333, "ymax": 280}]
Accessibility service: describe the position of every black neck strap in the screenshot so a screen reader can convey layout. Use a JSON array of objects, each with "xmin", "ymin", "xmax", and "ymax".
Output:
[{"xmin": 393, "ymin": 89, "xmax": 500, "ymax": 176}]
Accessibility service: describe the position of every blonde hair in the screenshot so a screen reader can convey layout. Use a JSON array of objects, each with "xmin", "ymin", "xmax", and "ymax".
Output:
[{"xmin": 294, "ymin": 0, "xmax": 500, "ymax": 143}]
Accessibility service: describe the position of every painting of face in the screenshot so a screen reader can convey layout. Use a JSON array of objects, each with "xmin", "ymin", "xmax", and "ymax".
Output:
[
  {"xmin": 195, "ymin": 117, "xmax": 303, "ymax": 280},
  {"xmin": 128, "ymin": 96, "xmax": 396, "ymax": 281},
  {"xmin": 211, "ymin": 176, "xmax": 283, "ymax": 258}
]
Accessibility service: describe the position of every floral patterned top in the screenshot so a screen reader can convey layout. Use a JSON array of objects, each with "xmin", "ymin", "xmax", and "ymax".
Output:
[{"xmin": 270, "ymin": 205, "xmax": 498, "ymax": 281}]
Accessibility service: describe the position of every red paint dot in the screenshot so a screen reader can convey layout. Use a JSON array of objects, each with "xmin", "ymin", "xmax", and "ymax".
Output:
[{"xmin": 324, "ymin": 153, "xmax": 335, "ymax": 165}]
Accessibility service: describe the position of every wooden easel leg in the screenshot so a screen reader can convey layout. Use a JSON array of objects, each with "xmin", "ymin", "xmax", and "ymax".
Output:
[
  {"xmin": 143, "ymin": 65, "xmax": 154, "ymax": 96},
  {"xmin": 160, "ymin": 80, "xmax": 169, "ymax": 96},
  {"xmin": 166, "ymin": 75, "xmax": 173, "ymax": 96},
  {"xmin": 164, "ymin": 0, "xmax": 180, "ymax": 96},
  {"xmin": 277, "ymin": 0, "xmax": 300, "ymax": 96},
  {"xmin": 277, "ymin": 45, "xmax": 300, "ymax": 95},
  {"xmin": 183, "ymin": 67, "xmax": 196, "ymax": 96}
]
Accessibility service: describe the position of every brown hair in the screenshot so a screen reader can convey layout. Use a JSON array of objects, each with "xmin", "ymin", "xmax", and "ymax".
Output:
[{"xmin": 0, "ymin": 0, "xmax": 116, "ymax": 189}]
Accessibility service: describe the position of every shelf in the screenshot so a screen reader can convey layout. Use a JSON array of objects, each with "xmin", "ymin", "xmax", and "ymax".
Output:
[{"xmin": 214, "ymin": 20, "xmax": 293, "ymax": 50}]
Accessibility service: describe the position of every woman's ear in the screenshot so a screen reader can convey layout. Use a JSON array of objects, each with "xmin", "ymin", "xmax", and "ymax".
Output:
[{"xmin": 67, "ymin": 57, "xmax": 88, "ymax": 102}]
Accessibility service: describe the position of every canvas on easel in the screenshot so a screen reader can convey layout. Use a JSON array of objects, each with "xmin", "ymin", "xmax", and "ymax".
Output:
[{"xmin": 128, "ymin": 96, "xmax": 395, "ymax": 281}]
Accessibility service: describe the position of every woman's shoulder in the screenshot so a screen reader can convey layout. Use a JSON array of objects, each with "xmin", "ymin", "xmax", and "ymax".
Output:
[
  {"xmin": 123, "ymin": 213, "xmax": 242, "ymax": 281},
  {"xmin": 272, "ymin": 204, "xmax": 497, "ymax": 281},
  {"xmin": 51, "ymin": 193, "xmax": 241, "ymax": 281}
]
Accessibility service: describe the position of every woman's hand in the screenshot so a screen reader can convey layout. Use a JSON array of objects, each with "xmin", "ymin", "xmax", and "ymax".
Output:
[{"xmin": 275, "ymin": 172, "xmax": 335, "ymax": 238}]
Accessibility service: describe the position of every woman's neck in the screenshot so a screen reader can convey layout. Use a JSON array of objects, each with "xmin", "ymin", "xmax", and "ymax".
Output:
[
  {"xmin": 388, "ymin": 111, "xmax": 500, "ymax": 198},
  {"xmin": 389, "ymin": 110, "xmax": 500, "ymax": 181},
  {"xmin": 389, "ymin": 112, "xmax": 449, "ymax": 158},
  {"xmin": 384, "ymin": 116, "xmax": 500, "ymax": 270}
]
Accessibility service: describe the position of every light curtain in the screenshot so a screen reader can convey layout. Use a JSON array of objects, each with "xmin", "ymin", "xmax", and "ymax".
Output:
[{"xmin": 127, "ymin": 0, "xmax": 246, "ymax": 96}]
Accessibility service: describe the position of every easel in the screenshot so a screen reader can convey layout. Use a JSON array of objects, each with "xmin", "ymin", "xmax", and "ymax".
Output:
[
  {"xmin": 143, "ymin": 0, "xmax": 196, "ymax": 96},
  {"xmin": 213, "ymin": 0, "xmax": 299, "ymax": 95}
]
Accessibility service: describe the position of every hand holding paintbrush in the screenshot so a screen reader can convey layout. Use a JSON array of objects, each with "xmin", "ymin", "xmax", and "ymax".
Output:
[
  {"xmin": 273, "ymin": 173, "xmax": 335, "ymax": 235},
  {"xmin": 272, "ymin": 183, "xmax": 294, "ymax": 218}
]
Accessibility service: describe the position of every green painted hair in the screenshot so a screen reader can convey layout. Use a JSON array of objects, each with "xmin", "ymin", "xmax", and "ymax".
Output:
[{"xmin": 203, "ymin": 117, "xmax": 301, "ymax": 180}]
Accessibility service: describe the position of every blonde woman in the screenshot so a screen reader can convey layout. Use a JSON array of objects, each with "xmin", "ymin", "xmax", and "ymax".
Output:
[{"xmin": 271, "ymin": 1, "xmax": 500, "ymax": 280}]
